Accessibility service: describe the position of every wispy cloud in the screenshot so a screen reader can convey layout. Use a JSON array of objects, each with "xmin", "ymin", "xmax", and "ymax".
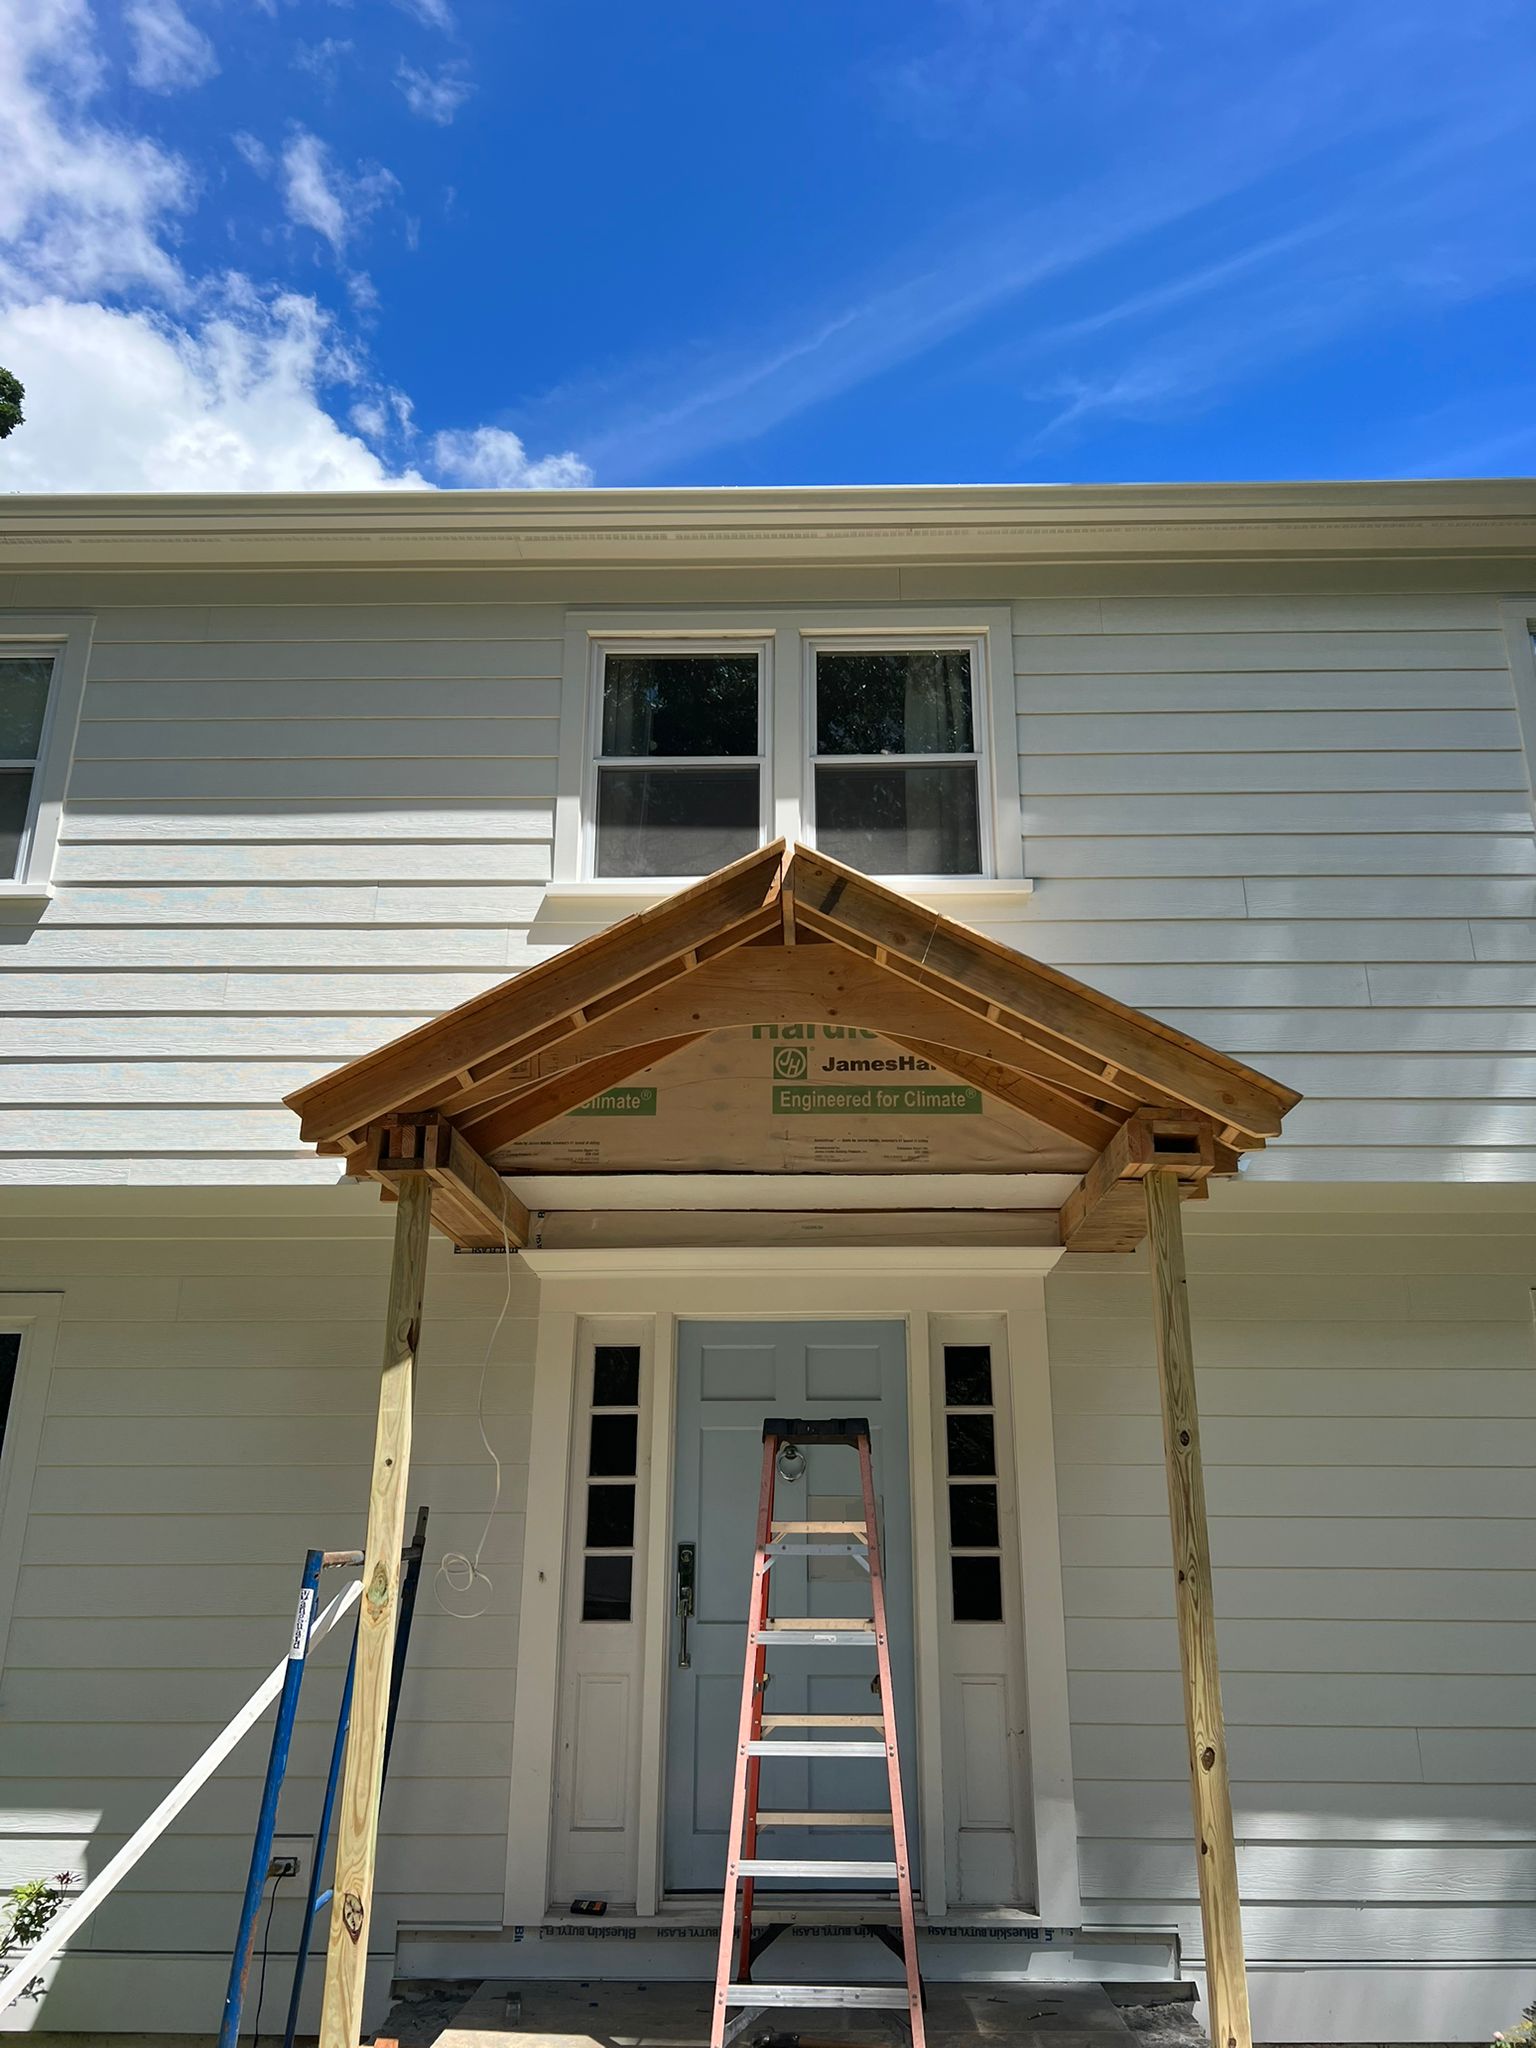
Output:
[
  {"xmin": 280, "ymin": 127, "xmax": 397, "ymax": 256},
  {"xmin": 551, "ymin": 1, "xmax": 1536, "ymax": 479},
  {"xmin": 291, "ymin": 37, "xmax": 353, "ymax": 94},
  {"xmin": 126, "ymin": 0, "xmax": 218, "ymax": 93},
  {"xmin": 393, "ymin": 0, "xmax": 454, "ymax": 30},
  {"xmin": 395, "ymin": 58, "xmax": 473, "ymax": 124}
]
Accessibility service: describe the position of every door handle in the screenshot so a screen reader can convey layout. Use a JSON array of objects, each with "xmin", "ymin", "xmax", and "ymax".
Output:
[{"xmin": 676, "ymin": 1541, "xmax": 696, "ymax": 1669}]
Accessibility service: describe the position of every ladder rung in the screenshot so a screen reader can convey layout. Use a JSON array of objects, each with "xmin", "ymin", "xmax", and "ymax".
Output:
[
  {"xmin": 755, "ymin": 1811, "xmax": 890, "ymax": 1827},
  {"xmin": 746, "ymin": 1739, "xmax": 886, "ymax": 1758},
  {"xmin": 723, "ymin": 1985, "xmax": 909, "ymax": 2009},
  {"xmin": 761, "ymin": 1714, "xmax": 883, "ymax": 1729},
  {"xmin": 754, "ymin": 1628, "xmax": 876, "ymax": 1647},
  {"xmin": 771, "ymin": 1521, "xmax": 867, "ymax": 1535},
  {"xmin": 734, "ymin": 1858, "xmax": 898, "ymax": 1880},
  {"xmin": 762, "ymin": 1617, "xmax": 871, "ymax": 1631}
]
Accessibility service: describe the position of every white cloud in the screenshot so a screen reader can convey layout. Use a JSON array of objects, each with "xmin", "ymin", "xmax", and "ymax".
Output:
[
  {"xmin": 395, "ymin": 58, "xmax": 472, "ymax": 124},
  {"xmin": 0, "ymin": 0, "xmax": 590, "ymax": 492},
  {"xmin": 0, "ymin": 290, "xmax": 429, "ymax": 489},
  {"xmin": 431, "ymin": 426, "xmax": 592, "ymax": 489},
  {"xmin": 280, "ymin": 128, "xmax": 397, "ymax": 256},
  {"xmin": 393, "ymin": 0, "xmax": 454, "ymax": 29},
  {"xmin": 0, "ymin": 0, "xmax": 190, "ymax": 299},
  {"xmin": 126, "ymin": 0, "xmax": 218, "ymax": 93}
]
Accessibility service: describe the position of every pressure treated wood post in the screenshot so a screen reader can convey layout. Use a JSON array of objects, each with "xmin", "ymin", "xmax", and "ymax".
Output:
[
  {"xmin": 319, "ymin": 1172, "xmax": 432, "ymax": 2048},
  {"xmin": 1144, "ymin": 1168, "xmax": 1252, "ymax": 2048}
]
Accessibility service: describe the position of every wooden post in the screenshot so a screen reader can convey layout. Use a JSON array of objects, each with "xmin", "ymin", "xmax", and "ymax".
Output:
[
  {"xmin": 1144, "ymin": 1168, "xmax": 1252, "ymax": 2048},
  {"xmin": 318, "ymin": 1171, "xmax": 433, "ymax": 2048}
]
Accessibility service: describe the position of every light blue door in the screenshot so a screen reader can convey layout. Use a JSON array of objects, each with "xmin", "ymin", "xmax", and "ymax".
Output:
[{"xmin": 665, "ymin": 1319, "xmax": 917, "ymax": 1892}]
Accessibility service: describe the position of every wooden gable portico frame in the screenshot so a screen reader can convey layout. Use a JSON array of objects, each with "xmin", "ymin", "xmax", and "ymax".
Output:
[{"xmin": 287, "ymin": 843, "xmax": 1298, "ymax": 2048}]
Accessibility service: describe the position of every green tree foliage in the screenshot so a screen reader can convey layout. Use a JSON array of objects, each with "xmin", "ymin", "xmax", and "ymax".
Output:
[{"xmin": 0, "ymin": 369, "xmax": 24, "ymax": 441}]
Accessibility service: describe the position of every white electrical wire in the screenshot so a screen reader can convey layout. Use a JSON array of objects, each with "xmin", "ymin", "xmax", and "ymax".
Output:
[{"xmin": 434, "ymin": 1181, "xmax": 514, "ymax": 1619}]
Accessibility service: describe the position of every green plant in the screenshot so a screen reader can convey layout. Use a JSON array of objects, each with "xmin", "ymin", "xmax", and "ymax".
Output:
[
  {"xmin": 0, "ymin": 1871, "xmax": 76, "ymax": 2002},
  {"xmin": 1492, "ymin": 1999, "xmax": 1536, "ymax": 2047}
]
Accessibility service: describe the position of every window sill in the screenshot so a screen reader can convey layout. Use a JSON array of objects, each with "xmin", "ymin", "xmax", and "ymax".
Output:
[
  {"xmin": 0, "ymin": 880, "xmax": 55, "ymax": 916},
  {"xmin": 541, "ymin": 876, "xmax": 1035, "ymax": 919}
]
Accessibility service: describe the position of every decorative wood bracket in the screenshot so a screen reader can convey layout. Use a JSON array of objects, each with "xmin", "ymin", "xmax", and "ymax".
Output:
[
  {"xmin": 348, "ymin": 1112, "xmax": 530, "ymax": 1251},
  {"xmin": 1058, "ymin": 1109, "xmax": 1220, "ymax": 1254}
]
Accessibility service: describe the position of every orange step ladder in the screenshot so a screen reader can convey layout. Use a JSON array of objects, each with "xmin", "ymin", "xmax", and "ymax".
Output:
[{"xmin": 710, "ymin": 1417, "xmax": 925, "ymax": 2048}]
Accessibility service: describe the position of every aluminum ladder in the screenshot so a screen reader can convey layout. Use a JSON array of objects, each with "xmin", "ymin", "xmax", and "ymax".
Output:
[{"xmin": 710, "ymin": 1416, "xmax": 925, "ymax": 2048}]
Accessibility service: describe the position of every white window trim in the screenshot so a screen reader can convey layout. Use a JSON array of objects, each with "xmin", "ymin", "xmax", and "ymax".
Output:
[
  {"xmin": 801, "ymin": 630, "xmax": 995, "ymax": 882},
  {"xmin": 0, "ymin": 614, "xmax": 94, "ymax": 904},
  {"xmin": 1497, "ymin": 597, "xmax": 1536, "ymax": 828},
  {"xmin": 581, "ymin": 633, "xmax": 774, "ymax": 883},
  {"xmin": 0, "ymin": 1294, "xmax": 63, "ymax": 1683},
  {"xmin": 552, "ymin": 606, "xmax": 1028, "ymax": 911}
]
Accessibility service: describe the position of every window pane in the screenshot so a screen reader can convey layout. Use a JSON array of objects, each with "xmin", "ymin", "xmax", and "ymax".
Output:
[
  {"xmin": 0, "ymin": 659, "xmax": 53, "ymax": 760},
  {"xmin": 815, "ymin": 763, "xmax": 980, "ymax": 876},
  {"xmin": 946, "ymin": 1414, "xmax": 996, "ymax": 1476},
  {"xmin": 601, "ymin": 655, "xmax": 758, "ymax": 758},
  {"xmin": 589, "ymin": 1413, "xmax": 638, "ymax": 1476},
  {"xmin": 596, "ymin": 766, "xmax": 760, "ymax": 878},
  {"xmin": 0, "ymin": 772, "xmax": 33, "ymax": 879},
  {"xmin": 948, "ymin": 1482, "xmax": 1000, "ymax": 1549},
  {"xmin": 944, "ymin": 1346, "xmax": 993, "ymax": 1407},
  {"xmin": 585, "ymin": 1483, "xmax": 636, "ymax": 1549},
  {"xmin": 951, "ymin": 1555, "xmax": 1003, "ymax": 1623},
  {"xmin": 816, "ymin": 650, "xmax": 973, "ymax": 756},
  {"xmin": 593, "ymin": 1345, "xmax": 640, "ymax": 1407},
  {"xmin": 582, "ymin": 1553, "xmax": 633, "ymax": 1622}
]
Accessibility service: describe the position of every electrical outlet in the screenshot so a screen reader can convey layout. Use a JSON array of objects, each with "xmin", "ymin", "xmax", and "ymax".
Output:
[{"xmin": 268, "ymin": 1834, "xmax": 313, "ymax": 1885}]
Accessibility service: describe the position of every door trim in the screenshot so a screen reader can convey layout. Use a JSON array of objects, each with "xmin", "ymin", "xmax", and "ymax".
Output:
[{"xmin": 505, "ymin": 1267, "xmax": 1080, "ymax": 1929}]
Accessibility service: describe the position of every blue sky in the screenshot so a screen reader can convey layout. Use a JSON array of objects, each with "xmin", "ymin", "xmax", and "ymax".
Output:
[{"xmin": 2, "ymin": 0, "xmax": 1535, "ymax": 490}]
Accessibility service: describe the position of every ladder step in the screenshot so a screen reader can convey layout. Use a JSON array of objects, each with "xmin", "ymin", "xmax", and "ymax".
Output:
[
  {"xmin": 771, "ymin": 1521, "xmax": 867, "ymax": 1535},
  {"xmin": 755, "ymin": 1811, "xmax": 890, "ymax": 1827},
  {"xmin": 761, "ymin": 1714, "xmax": 883, "ymax": 1730},
  {"xmin": 734, "ymin": 1859, "xmax": 898, "ymax": 1880},
  {"xmin": 746, "ymin": 1739, "xmax": 886, "ymax": 1758},
  {"xmin": 753, "ymin": 1628, "xmax": 876, "ymax": 1647},
  {"xmin": 723, "ymin": 1986, "xmax": 910, "ymax": 2009},
  {"xmin": 762, "ymin": 1618, "xmax": 872, "ymax": 1631}
]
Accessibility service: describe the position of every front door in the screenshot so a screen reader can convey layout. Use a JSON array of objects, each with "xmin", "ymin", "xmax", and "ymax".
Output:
[{"xmin": 665, "ymin": 1319, "xmax": 917, "ymax": 1892}]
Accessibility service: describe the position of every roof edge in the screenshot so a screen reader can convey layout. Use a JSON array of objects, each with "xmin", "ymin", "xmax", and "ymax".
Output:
[{"xmin": 4, "ymin": 477, "xmax": 1535, "ymax": 570}]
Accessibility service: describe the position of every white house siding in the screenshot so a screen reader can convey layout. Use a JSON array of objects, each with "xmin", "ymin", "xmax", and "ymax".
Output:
[
  {"xmin": 0, "ymin": 580, "xmax": 1529, "ymax": 1185},
  {"xmin": 1001, "ymin": 589, "xmax": 1536, "ymax": 1184},
  {"xmin": 1048, "ymin": 1188, "xmax": 1536, "ymax": 2041},
  {"xmin": 0, "ymin": 1193, "xmax": 535, "ymax": 2036}
]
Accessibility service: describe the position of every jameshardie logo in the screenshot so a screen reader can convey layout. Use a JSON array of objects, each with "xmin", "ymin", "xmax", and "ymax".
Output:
[{"xmin": 772, "ymin": 1045, "xmax": 809, "ymax": 1079}]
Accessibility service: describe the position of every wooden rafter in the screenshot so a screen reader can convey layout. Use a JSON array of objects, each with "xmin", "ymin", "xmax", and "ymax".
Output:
[
  {"xmin": 460, "ymin": 1033, "xmax": 705, "ymax": 1153},
  {"xmin": 887, "ymin": 1037, "xmax": 1122, "ymax": 1154},
  {"xmin": 346, "ymin": 1113, "xmax": 529, "ymax": 1251},
  {"xmin": 289, "ymin": 840, "xmax": 788, "ymax": 1145}
]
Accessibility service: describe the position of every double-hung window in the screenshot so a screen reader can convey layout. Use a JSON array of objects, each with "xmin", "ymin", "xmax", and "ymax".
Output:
[
  {"xmin": 0, "ymin": 653, "xmax": 59, "ymax": 881},
  {"xmin": 809, "ymin": 643, "xmax": 984, "ymax": 877},
  {"xmin": 592, "ymin": 648, "xmax": 765, "ymax": 878}
]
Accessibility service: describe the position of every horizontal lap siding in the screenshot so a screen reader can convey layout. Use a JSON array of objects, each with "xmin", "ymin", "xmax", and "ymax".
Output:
[
  {"xmin": 0, "ymin": 1211, "xmax": 532, "ymax": 1977},
  {"xmin": 1047, "ymin": 1204, "xmax": 1536, "ymax": 1971},
  {"xmin": 1007, "ymin": 596, "xmax": 1536, "ymax": 1181},
  {"xmin": 3, "ymin": 605, "xmax": 561, "ymax": 1180}
]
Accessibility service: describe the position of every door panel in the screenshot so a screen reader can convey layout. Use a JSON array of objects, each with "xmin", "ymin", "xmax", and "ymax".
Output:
[{"xmin": 665, "ymin": 1319, "xmax": 916, "ymax": 1892}]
